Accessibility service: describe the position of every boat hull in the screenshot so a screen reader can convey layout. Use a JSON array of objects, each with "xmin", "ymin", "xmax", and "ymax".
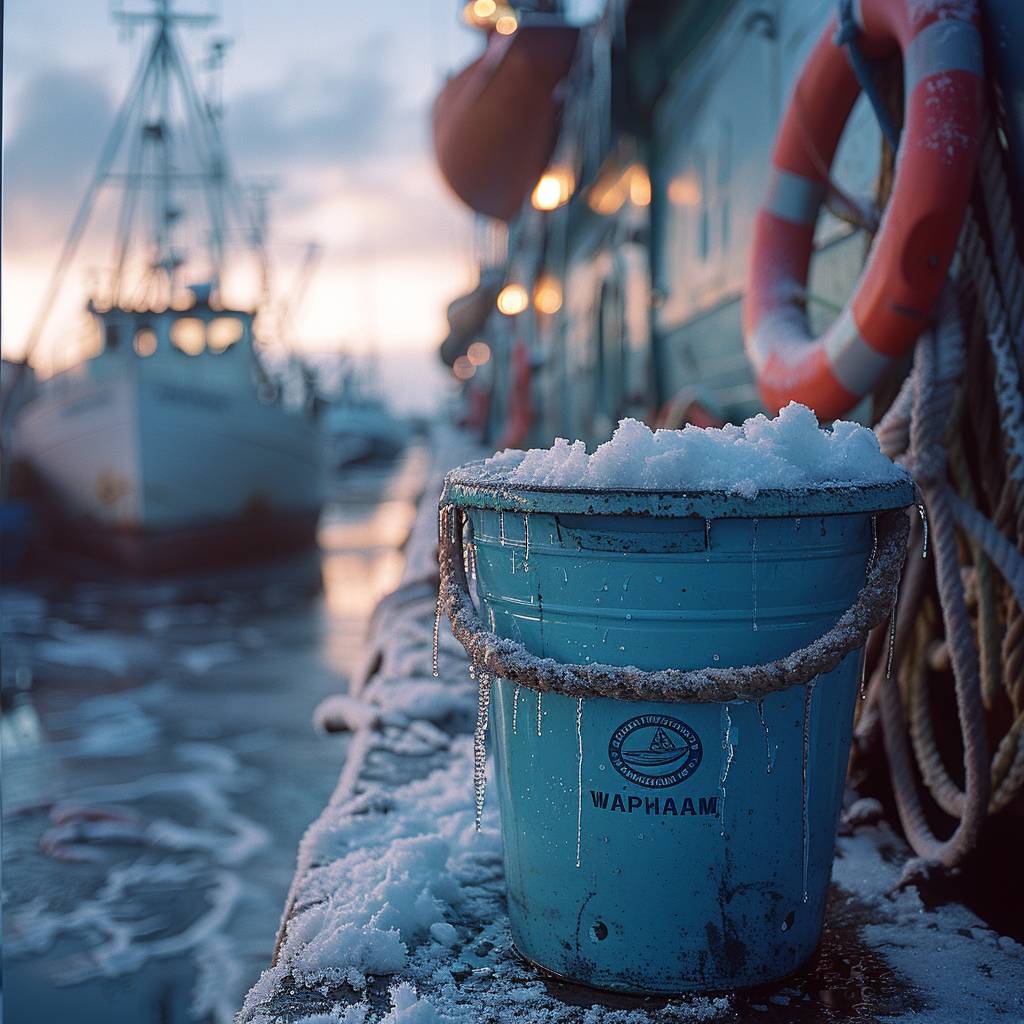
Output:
[{"xmin": 15, "ymin": 360, "xmax": 323, "ymax": 569}]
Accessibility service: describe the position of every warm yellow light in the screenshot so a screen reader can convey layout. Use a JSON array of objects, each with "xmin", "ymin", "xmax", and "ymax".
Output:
[
  {"xmin": 588, "ymin": 163, "xmax": 651, "ymax": 215},
  {"xmin": 169, "ymin": 316, "xmax": 205, "ymax": 355},
  {"xmin": 496, "ymin": 283, "xmax": 529, "ymax": 316},
  {"xmin": 629, "ymin": 166, "xmax": 651, "ymax": 206},
  {"xmin": 533, "ymin": 277, "xmax": 563, "ymax": 315},
  {"xmin": 667, "ymin": 175, "xmax": 701, "ymax": 206},
  {"xmin": 495, "ymin": 13, "xmax": 518, "ymax": 34},
  {"xmin": 133, "ymin": 327, "xmax": 158, "ymax": 357},
  {"xmin": 588, "ymin": 174, "xmax": 628, "ymax": 215},
  {"xmin": 463, "ymin": 0, "xmax": 505, "ymax": 26},
  {"xmin": 467, "ymin": 340, "xmax": 491, "ymax": 366},
  {"xmin": 453, "ymin": 355, "xmax": 476, "ymax": 380},
  {"xmin": 207, "ymin": 316, "xmax": 245, "ymax": 352},
  {"xmin": 531, "ymin": 168, "xmax": 574, "ymax": 211}
]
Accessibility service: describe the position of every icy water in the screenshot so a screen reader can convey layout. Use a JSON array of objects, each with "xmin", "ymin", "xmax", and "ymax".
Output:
[{"xmin": 1, "ymin": 448, "xmax": 429, "ymax": 1024}]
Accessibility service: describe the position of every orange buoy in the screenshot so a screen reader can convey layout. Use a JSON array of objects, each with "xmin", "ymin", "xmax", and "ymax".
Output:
[{"xmin": 744, "ymin": 0, "xmax": 984, "ymax": 419}]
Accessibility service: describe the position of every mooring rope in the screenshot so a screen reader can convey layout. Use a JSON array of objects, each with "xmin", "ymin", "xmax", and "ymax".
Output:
[
  {"xmin": 859, "ymin": 113, "xmax": 1024, "ymax": 876},
  {"xmin": 438, "ymin": 503, "xmax": 908, "ymax": 705}
]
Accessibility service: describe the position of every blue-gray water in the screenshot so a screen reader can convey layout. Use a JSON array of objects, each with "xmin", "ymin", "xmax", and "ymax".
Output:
[{"xmin": 1, "ymin": 450, "xmax": 427, "ymax": 1024}]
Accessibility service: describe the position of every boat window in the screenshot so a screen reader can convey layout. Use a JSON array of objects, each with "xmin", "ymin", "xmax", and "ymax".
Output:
[
  {"xmin": 170, "ymin": 317, "xmax": 205, "ymax": 355},
  {"xmin": 207, "ymin": 316, "xmax": 244, "ymax": 353},
  {"xmin": 134, "ymin": 327, "xmax": 158, "ymax": 357}
]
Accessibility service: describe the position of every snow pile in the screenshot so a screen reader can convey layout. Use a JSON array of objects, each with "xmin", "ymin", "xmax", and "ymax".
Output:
[{"xmin": 482, "ymin": 402, "xmax": 907, "ymax": 498}]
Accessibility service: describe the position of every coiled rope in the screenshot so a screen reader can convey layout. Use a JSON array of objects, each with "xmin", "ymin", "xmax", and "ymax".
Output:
[{"xmin": 857, "ymin": 111, "xmax": 1024, "ymax": 875}]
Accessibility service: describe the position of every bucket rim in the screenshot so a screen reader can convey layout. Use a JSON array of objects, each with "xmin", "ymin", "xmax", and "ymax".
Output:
[{"xmin": 442, "ymin": 460, "xmax": 915, "ymax": 519}]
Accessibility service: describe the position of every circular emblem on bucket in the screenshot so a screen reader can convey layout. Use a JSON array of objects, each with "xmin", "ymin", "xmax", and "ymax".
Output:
[{"xmin": 608, "ymin": 714, "xmax": 703, "ymax": 788}]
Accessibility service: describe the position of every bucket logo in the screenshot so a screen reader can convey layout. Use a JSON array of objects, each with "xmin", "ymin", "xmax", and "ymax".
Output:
[{"xmin": 608, "ymin": 714, "xmax": 703, "ymax": 788}]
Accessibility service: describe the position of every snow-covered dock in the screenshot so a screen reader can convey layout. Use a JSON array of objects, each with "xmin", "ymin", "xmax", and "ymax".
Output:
[{"xmin": 239, "ymin": 433, "xmax": 1024, "ymax": 1024}]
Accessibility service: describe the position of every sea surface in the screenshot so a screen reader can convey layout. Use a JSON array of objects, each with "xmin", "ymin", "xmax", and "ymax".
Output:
[{"xmin": 1, "ymin": 447, "xmax": 429, "ymax": 1024}]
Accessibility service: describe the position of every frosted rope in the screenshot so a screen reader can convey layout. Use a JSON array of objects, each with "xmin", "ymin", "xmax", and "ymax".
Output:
[{"xmin": 439, "ymin": 505, "xmax": 908, "ymax": 704}]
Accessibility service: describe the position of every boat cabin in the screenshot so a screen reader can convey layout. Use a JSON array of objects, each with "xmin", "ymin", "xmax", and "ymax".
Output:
[{"xmin": 88, "ymin": 298, "xmax": 253, "ymax": 363}]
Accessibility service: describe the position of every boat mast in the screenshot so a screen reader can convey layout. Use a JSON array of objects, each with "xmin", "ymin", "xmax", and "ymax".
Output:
[{"xmin": 16, "ymin": 0, "xmax": 269, "ymax": 361}]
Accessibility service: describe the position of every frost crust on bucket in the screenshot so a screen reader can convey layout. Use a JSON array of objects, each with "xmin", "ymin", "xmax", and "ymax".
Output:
[{"xmin": 480, "ymin": 402, "xmax": 908, "ymax": 498}]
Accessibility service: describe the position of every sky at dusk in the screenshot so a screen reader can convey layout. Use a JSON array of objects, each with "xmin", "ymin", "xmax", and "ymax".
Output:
[{"xmin": 2, "ymin": 1, "xmax": 484, "ymax": 411}]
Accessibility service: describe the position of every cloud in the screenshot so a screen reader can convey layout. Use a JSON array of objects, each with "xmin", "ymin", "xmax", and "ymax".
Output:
[
  {"xmin": 2, "ymin": 67, "xmax": 115, "ymax": 253},
  {"xmin": 225, "ymin": 33, "xmax": 416, "ymax": 171}
]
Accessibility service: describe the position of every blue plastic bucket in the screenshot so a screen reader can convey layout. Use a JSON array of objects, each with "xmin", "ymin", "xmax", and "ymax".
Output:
[{"xmin": 442, "ymin": 468, "xmax": 913, "ymax": 994}]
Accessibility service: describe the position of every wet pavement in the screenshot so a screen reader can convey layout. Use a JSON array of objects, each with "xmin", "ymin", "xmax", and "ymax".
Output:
[{"xmin": 1, "ymin": 447, "xmax": 429, "ymax": 1024}]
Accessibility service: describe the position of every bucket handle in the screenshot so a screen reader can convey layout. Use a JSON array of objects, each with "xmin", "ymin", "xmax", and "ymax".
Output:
[{"xmin": 438, "ymin": 504, "xmax": 910, "ymax": 704}]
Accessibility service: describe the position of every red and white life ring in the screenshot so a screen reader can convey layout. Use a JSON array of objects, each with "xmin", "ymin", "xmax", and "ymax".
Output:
[{"xmin": 744, "ymin": 0, "xmax": 984, "ymax": 419}]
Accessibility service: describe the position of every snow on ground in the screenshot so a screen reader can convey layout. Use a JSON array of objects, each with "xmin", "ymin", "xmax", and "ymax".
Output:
[
  {"xmin": 239, "ymin": 427, "xmax": 1021, "ymax": 1024},
  {"xmin": 480, "ymin": 402, "xmax": 908, "ymax": 496},
  {"xmin": 832, "ymin": 831, "xmax": 1024, "ymax": 1023}
]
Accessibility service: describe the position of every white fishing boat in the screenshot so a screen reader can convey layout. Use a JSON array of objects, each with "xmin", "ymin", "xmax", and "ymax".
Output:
[
  {"xmin": 323, "ymin": 368, "xmax": 406, "ymax": 471},
  {"xmin": 10, "ymin": 2, "xmax": 323, "ymax": 569}
]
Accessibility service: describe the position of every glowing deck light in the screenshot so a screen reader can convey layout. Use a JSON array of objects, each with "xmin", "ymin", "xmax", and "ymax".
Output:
[
  {"xmin": 497, "ymin": 283, "xmax": 529, "ymax": 316},
  {"xmin": 453, "ymin": 355, "xmax": 476, "ymax": 380},
  {"xmin": 531, "ymin": 168, "xmax": 574, "ymax": 211},
  {"xmin": 588, "ymin": 164, "xmax": 652, "ymax": 215},
  {"xmin": 473, "ymin": 0, "xmax": 497, "ymax": 16},
  {"xmin": 629, "ymin": 166, "xmax": 652, "ymax": 206},
  {"xmin": 495, "ymin": 13, "xmax": 518, "ymax": 35},
  {"xmin": 467, "ymin": 340, "xmax": 491, "ymax": 366},
  {"xmin": 533, "ymin": 277, "xmax": 563, "ymax": 315},
  {"xmin": 133, "ymin": 328, "xmax": 158, "ymax": 357},
  {"xmin": 668, "ymin": 175, "xmax": 701, "ymax": 206}
]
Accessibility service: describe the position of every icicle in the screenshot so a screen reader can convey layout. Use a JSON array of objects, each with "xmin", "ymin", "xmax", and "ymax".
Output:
[
  {"xmin": 858, "ymin": 514, "xmax": 880, "ymax": 700},
  {"xmin": 473, "ymin": 673, "xmax": 492, "ymax": 831},
  {"xmin": 432, "ymin": 592, "xmax": 442, "ymax": 678},
  {"xmin": 512, "ymin": 685, "xmax": 521, "ymax": 733},
  {"xmin": 704, "ymin": 518, "xmax": 712, "ymax": 553},
  {"xmin": 755, "ymin": 699, "xmax": 773, "ymax": 773},
  {"xmin": 536, "ymin": 691, "xmax": 543, "ymax": 736},
  {"xmin": 917, "ymin": 503, "xmax": 929, "ymax": 559},
  {"xmin": 488, "ymin": 606, "xmax": 496, "ymax": 633},
  {"xmin": 800, "ymin": 682, "xmax": 815, "ymax": 903},
  {"xmin": 751, "ymin": 519, "xmax": 759, "ymax": 632},
  {"xmin": 575, "ymin": 697, "xmax": 584, "ymax": 868},
  {"xmin": 499, "ymin": 511, "xmax": 506, "ymax": 546},
  {"xmin": 884, "ymin": 605, "xmax": 898, "ymax": 679},
  {"xmin": 510, "ymin": 548, "xmax": 516, "ymax": 574},
  {"xmin": 523, "ymin": 514, "xmax": 530, "ymax": 572},
  {"xmin": 561, "ymin": 567, "xmax": 568, "ymax": 584},
  {"xmin": 719, "ymin": 705, "xmax": 734, "ymax": 837}
]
